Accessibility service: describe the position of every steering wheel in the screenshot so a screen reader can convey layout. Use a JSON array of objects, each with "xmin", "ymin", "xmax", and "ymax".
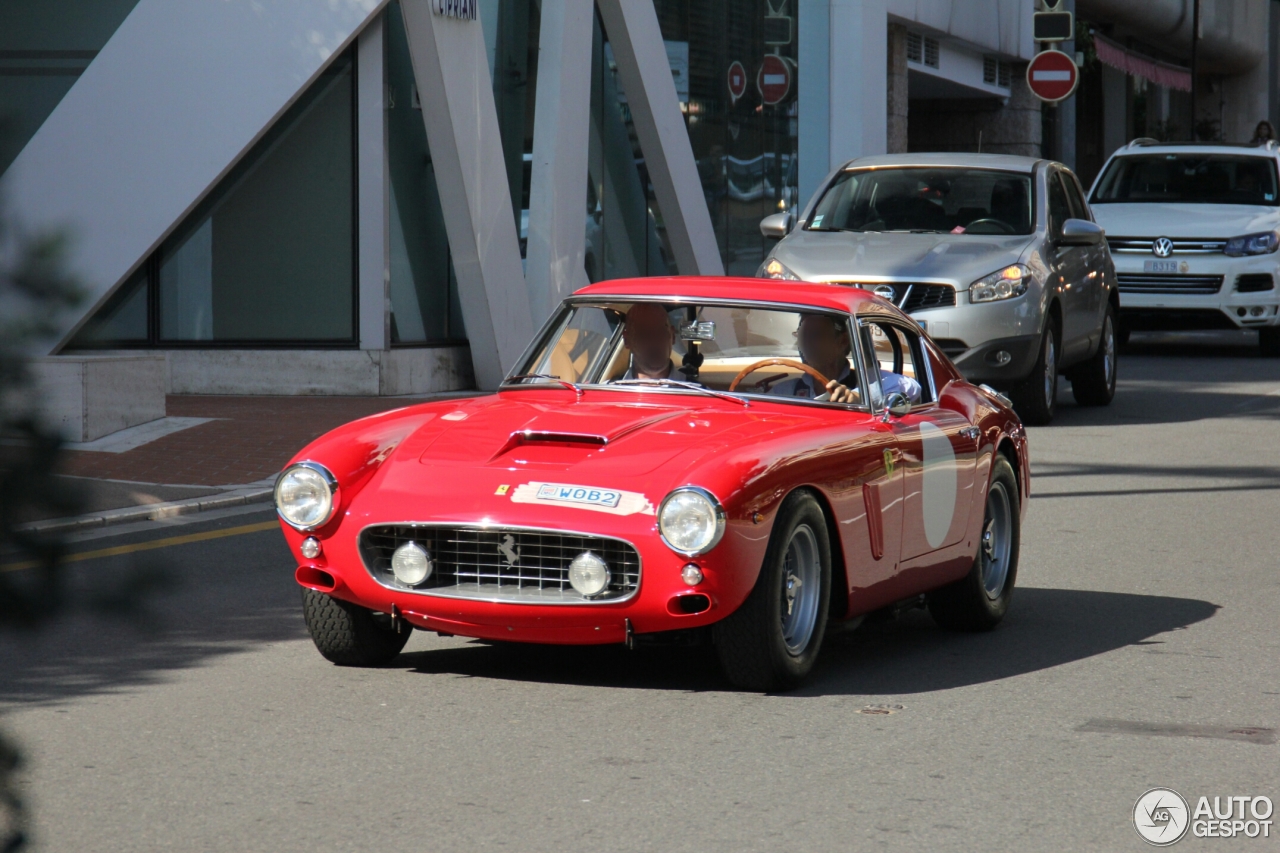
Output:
[
  {"xmin": 964, "ymin": 218, "xmax": 1016, "ymax": 234},
  {"xmin": 729, "ymin": 359, "xmax": 830, "ymax": 393}
]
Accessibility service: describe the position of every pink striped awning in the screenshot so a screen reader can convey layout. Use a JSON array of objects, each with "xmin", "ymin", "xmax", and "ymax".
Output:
[{"xmin": 1093, "ymin": 33, "xmax": 1192, "ymax": 92}]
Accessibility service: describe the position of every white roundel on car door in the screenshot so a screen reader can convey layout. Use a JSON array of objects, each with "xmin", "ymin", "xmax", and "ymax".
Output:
[{"xmin": 920, "ymin": 422, "xmax": 957, "ymax": 549}]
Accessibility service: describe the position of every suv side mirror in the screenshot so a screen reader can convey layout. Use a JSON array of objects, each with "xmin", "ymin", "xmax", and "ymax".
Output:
[
  {"xmin": 1059, "ymin": 218, "xmax": 1103, "ymax": 246},
  {"xmin": 760, "ymin": 211, "xmax": 794, "ymax": 240}
]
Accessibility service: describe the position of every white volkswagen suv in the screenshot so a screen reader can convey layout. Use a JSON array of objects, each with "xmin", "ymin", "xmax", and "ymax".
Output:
[{"xmin": 1088, "ymin": 140, "xmax": 1280, "ymax": 356}]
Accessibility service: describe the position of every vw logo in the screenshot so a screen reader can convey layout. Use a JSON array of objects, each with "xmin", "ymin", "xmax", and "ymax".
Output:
[
  {"xmin": 872, "ymin": 285, "xmax": 897, "ymax": 301},
  {"xmin": 1152, "ymin": 237, "xmax": 1174, "ymax": 258}
]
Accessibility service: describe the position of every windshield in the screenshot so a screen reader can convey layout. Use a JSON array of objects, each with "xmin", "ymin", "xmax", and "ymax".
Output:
[
  {"xmin": 806, "ymin": 167, "xmax": 1034, "ymax": 235},
  {"xmin": 508, "ymin": 300, "xmax": 877, "ymax": 408},
  {"xmin": 1091, "ymin": 154, "xmax": 1280, "ymax": 205}
]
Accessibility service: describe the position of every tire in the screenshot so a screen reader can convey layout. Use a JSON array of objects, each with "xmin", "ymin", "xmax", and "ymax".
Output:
[
  {"xmin": 715, "ymin": 492, "xmax": 832, "ymax": 691},
  {"xmin": 1260, "ymin": 327, "xmax": 1280, "ymax": 358},
  {"xmin": 1011, "ymin": 322, "xmax": 1059, "ymax": 425},
  {"xmin": 1069, "ymin": 306, "xmax": 1118, "ymax": 406},
  {"xmin": 927, "ymin": 456, "xmax": 1020, "ymax": 631},
  {"xmin": 301, "ymin": 588, "xmax": 411, "ymax": 666}
]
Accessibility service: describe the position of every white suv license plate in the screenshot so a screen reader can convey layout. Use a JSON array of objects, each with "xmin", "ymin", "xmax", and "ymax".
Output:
[{"xmin": 1144, "ymin": 260, "xmax": 1179, "ymax": 273}]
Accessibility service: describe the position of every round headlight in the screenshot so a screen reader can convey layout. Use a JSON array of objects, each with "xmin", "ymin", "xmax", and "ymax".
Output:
[
  {"xmin": 568, "ymin": 551, "xmax": 611, "ymax": 598},
  {"xmin": 391, "ymin": 542, "xmax": 432, "ymax": 586},
  {"xmin": 658, "ymin": 487, "xmax": 726, "ymax": 556},
  {"xmin": 274, "ymin": 462, "xmax": 337, "ymax": 530}
]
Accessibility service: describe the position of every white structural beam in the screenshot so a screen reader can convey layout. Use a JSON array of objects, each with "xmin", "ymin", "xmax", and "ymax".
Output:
[
  {"xmin": 356, "ymin": 16, "xmax": 390, "ymax": 351},
  {"xmin": 1, "ymin": 0, "xmax": 388, "ymax": 355},
  {"xmin": 595, "ymin": 0, "xmax": 724, "ymax": 277},
  {"xmin": 524, "ymin": 0, "xmax": 595, "ymax": 323},
  {"xmin": 830, "ymin": 0, "xmax": 888, "ymax": 168},
  {"xmin": 399, "ymin": 0, "xmax": 533, "ymax": 389}
]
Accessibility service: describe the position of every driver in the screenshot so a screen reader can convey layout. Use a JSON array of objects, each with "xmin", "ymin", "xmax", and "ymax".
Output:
[
  {"xmin": 767, "ymin": 314, "xmax": 860, "ymax": 402},
  {"xmin": 618, "ymin": 303, "xmax": 677, "ymax": 380}
]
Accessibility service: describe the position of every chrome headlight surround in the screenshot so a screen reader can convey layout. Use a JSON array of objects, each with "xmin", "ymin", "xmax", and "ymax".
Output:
[
  {"xmin": 1224, "ymin": 230, "xmax": 1280, "ymax": 257},
  {"xmin": 970, "ymin": 263, "xmax": 1031, "ymax": 303},
  {"xmin": 757, "ymin": 257, "xmax": 801, "ymax": 280},
  {"xmin": 657, "ymin": 486, "xmax": 727, "ymax": 557},
  {"xmin": 274, "ymin": 461, "xmax": 339, "ymax": 531}
]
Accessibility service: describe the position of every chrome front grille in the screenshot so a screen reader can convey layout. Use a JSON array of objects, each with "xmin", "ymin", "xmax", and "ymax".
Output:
[
  {"xmin": 1116, "ymin": 273, "xmax": 1224, "ymax": 295},
  {"xmin": 358, "ymin": 524, "xmax": 641, "ymax": 604},
  {"xmin": 1107, "ymin": 237, "xmax": 1226, "ymax": 255},
  {"xmin": 832, "ymin": 282, "xmax": 957, "ymax": 312}
]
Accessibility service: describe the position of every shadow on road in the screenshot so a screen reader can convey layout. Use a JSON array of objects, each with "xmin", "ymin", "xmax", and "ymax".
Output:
[{"xmin": 394, "ymin": 587, "xmax": 1218, "ymax": 695}]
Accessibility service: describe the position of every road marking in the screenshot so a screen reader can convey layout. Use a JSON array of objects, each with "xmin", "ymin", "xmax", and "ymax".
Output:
[{"xmin": 1, "ymin": 520, "xmax": 280, "ymax": 573}]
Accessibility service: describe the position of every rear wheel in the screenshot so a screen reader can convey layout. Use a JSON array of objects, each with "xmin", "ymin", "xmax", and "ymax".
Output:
[
  {"xmin": 301, "ymin": 588, "xmax": 411, "ymax": 666},
  {"xmin": 1260, "ymin": 327, "xmax": 1280, "ymax": 358},
  {"xmin": 927, "ymin": 456, "xmax": 1020, "ymax": 631},
  {"xmin": 715, "ymin": 492, "xmax": 831, "ymax": 691},
  {"xmin": 1069, "ymin": 306, "xmax": 1118, "ymax": 406},
  {"xmin": 1012, "ymin": 323, "xmax": 1058, "ymax": 425}
]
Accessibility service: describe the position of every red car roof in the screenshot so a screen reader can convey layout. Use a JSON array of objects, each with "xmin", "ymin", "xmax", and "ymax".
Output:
[{"xmin": 573, "ymin": 276, "xmax": 879, "ymax": 314}]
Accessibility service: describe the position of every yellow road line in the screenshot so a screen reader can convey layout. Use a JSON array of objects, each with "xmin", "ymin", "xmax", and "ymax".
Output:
[{"xmin": 1, "ymin": 520, "xmax": 281, "ymax": 573}]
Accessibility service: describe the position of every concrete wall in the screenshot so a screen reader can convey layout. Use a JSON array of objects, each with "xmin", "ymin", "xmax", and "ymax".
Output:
[
  {"xmin": 30, "ymin": 354, "xmax": 166, "ymax": 441},
  {"xmin": 886, "ymin": 24, "xmax": 909, "ymax": 154}
]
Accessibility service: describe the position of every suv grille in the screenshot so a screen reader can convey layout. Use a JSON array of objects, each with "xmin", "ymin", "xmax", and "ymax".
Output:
[
  {"xmin": 832, "ymin": 282, "xmax": 957, "ymax": 312},
  {"xmin": 1107, "ymin": 237, "xmax": 1226, "ymax": 255},
  {"xmin": 1117, "ymin": 273, "xmax": 1224, "ymax": 295},
  {"xmin": 1236, "ymin": 273, "xmax": 1275, "ymax": 293},
  {"xmin": 358, "ymin": 525, "xmax": 641, "ymax": 604}
]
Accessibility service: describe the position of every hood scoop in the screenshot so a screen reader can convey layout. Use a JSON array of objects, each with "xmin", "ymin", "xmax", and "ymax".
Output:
[{"xmin": 488, "ymin": 430, "xmax": 608, "ymax": 461}]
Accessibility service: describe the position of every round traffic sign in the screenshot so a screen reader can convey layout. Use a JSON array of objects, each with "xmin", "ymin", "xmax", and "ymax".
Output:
[
  {"xmin": 1026, "ymin": 49, "xmax": 1078, "ymax": 103},
  {"xmin": 727, "ymin": 61, "xmax": 747, "ymax": 102},
  {"xmin": 757, "ymin": 54, "xmax": 791, "ymax": 105}
]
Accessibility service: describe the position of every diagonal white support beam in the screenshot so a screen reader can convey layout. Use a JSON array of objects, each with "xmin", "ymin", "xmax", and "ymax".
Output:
[
  {"xmin": 524, "ymin": 0, "xmax": 595, "ymax": 323},
  {"xmin": 399, "ymin": 0, "xmax": 533, "ymax": 389},
  {"xmin": 595, "ymin": 0, "xmax": 724, "ymax": 277}
]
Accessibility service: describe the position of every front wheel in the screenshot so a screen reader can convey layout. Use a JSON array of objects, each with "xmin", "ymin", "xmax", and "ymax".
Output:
[
  {"xmin": 301, "ymin": 589, "xmax": 412, "ymax": 666},
  {"xmin": 715, "ymin": 492, "xmax": 832, "ymax": 691},
  {"xmin": 1011, "ymin": 323, "xmax": 1058, "ymax": 425},
  {"xmin": 927, "ymin": 456, "xmax": 1020, "ymax": 631},
  {"xmin": 1069, "ymin": 306, "xmax": 1118, "ymax": 406}
]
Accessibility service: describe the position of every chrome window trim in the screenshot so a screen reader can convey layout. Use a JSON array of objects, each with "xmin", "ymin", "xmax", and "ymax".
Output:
[
  {"xmin": 356, "ymin": 521, "xmax": 643, "ymax": 606},
  {"xmin": 274, "ymin": 460, "xmax": 339, "ymax": 531},
  {"xmin": 855, "ymin": 315, "xmax": 937, "ymax": 413},
  {"xmin": 657, "ymin": 486, "xmax": 727, "ymax": 558}
]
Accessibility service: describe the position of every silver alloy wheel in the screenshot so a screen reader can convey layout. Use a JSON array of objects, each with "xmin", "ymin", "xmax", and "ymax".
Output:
[
  {"xmin": 1102, "ymin": 316, "xmax": 1115, "ymax": 390},
  {"xmin": 780, "ymin": 523, "xmax": 822, "ymax": 655},
  {"xmin": 980, "ymin": 481, "xmax": 1013, "ymax": 600},
  {"xmin": 1043, "ymin": 334, "xmax": 1057, "ymax": 409}
]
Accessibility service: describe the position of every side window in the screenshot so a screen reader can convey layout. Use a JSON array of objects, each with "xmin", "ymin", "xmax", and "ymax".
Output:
[
  {"xmin": 1047, "ymin": 172, "xmax": 1072, "ymax": 236},
  {"xmin": 1063, "ymin": 172, "xmax": 1091, "ymax": 221},
  {"xmin": 859, "ymin": 319, "xmax": 932, "ymax": 406}
]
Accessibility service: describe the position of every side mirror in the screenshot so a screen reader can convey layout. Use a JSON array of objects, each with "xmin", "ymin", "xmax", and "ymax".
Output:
[
  {"xmin": 880, "ymin": 392, "xmax": 911, "ymax": 421},
  {"xmin": 1059, "ymin": 218, "xmax": 1103, "ymax": 246},
  {"xmin": 760, "ymin": 211, "xmax": 794, "ymax": 240}
]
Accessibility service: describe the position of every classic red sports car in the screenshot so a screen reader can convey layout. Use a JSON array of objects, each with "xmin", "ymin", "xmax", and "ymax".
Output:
[{"xmin": 274, "ymin": 277, "xmax": 1029, "ymax": 690}]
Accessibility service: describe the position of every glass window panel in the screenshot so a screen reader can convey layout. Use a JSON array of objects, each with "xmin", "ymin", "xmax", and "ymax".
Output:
[{"xmin": 65, "ymin": 266, "xmax": 148, "ymax": 347}]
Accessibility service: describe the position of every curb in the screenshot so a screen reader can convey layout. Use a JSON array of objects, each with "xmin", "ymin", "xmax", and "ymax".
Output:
[{"xmin": 21, "ymin": 484, "xmax": 275, "ymax": 535}]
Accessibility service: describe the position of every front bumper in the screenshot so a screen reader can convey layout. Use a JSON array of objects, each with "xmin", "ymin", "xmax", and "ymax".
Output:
[{"xmin": 1114, "ymin": 254, "xmax": 1280, "ymax": 330}]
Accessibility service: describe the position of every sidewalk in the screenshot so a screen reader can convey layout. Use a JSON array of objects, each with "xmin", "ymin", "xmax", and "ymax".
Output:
[{"xmin": 31, "ymin": 392, "xmax": 474, "ymax": 530}]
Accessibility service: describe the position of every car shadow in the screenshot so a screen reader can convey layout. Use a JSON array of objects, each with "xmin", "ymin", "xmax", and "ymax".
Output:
[{"xmin": 396, "ymin": 587, "xmax": 1218, "ymax": 695}]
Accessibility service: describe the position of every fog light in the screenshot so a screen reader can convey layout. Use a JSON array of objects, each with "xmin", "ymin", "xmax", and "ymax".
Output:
[
  {"xmin": 568, "ymin": 551, "xmax": 610, "ymax": 597},
  {"xmin": 1251, "ymin": 306, "xmax": 1265, "ymax": 316},
  {"xmin": 987, "ymin": 350, "xmax": 1012, "ymax": 366},
  {"xmin": 681, "ymin": 563, "xmax": 704, "ymax": 586},
  {"xmin": 391, "ymin": 542, "xmax": 432, "ymax": 586},
  {"xmin": 1238, "ymin": 307, "xmax": 1248, "ymax": 317},
  {"xmin": 300, "ymin": 537, "xmax": 322, "ymax": 559}
]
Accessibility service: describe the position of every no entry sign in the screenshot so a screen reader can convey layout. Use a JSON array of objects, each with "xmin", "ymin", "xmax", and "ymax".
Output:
[
  {"xmin": 727, "ymin": 61, "xmax": 747, "ymax": 102},
  {"xmin": 1026, "ymin": 49, "xmax": 1078, "ymax": 103},
  {"xmin": 757, "ymin": 54, "xmax": 791, "ymax": 105}
]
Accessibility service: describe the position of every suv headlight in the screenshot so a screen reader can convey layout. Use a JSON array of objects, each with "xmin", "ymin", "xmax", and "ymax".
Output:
[
  {"xmin": 970, "ymin": 264, "xmax": 1030, "ymax": 303},
  {"xmin": 1224, "ymin": 231, "xmax": 1280, "ymax": 257},
  {"xmin": 274, "ymin": 462, "xmax": 338, "ymax": 530},
  {"xmin": 658, "ymin": 487, "xmax": 726, "ymax": 556},
  {"xmin": 757, "ymin": 257, "xmax": 801, "ymax": 280}
]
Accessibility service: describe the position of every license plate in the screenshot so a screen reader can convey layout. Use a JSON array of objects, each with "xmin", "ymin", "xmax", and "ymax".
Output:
[{"xmin": 1144, "ymin": 260, "xmax": 1179, "ymax": 273}]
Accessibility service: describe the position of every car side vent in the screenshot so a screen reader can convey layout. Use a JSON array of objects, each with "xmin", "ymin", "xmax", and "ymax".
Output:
[{"xmin": 1236, "ymin": 273, "xmax": 1275, "ymax": 293}]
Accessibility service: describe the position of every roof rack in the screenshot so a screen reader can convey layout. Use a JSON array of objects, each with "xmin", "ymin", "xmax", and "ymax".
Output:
[{"xmin": 1126, "ymin": 138, "xmax": 1278, "ymax": 150}]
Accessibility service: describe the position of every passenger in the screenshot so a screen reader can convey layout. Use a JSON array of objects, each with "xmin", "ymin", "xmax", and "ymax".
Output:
[
  {"xmin": 618, "ymin": 303, "xmax": 678, "ymax": 380},
  {"xmin": 769, "ymin": 314, "xmax": 922, "ymax": 404}
]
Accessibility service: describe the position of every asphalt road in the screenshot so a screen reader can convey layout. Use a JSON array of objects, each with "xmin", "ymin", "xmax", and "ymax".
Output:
[{"xmin": 3, "ymin": 331, "xmax": 1278, "ymax": 852}]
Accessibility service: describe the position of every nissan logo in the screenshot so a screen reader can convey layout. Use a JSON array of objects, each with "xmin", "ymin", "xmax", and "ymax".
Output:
[
  {"xmin": 872, "ymin": 285, "xmax": 897, "ymax": 301},
  {"xmin": 1152, "ymin": 237, "xmax": 1174, "ymax": 258}
]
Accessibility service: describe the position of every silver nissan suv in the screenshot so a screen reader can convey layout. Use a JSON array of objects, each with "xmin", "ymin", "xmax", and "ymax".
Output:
[{"xmin": 757, "ymin": 153, "xmax": 1119, "ymax": 424}]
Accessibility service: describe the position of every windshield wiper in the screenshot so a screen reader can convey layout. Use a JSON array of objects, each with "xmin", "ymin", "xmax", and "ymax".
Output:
[
  {"xmin": 611, "ymin": 378, "xmax": 750, "ymax": 407},
  {"xmin": 505, "ymin": 373, "xmax": 583, "ymax": 398}
]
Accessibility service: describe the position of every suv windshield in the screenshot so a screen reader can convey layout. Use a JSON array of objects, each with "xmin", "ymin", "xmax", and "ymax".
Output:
[
  {"xmin": 1092, "ymin": 154, "xmax": 1280, "ymax": 205},
  {"xmin": 805, "ymin": 167, "xmax": 1034, "ymax": 235}
]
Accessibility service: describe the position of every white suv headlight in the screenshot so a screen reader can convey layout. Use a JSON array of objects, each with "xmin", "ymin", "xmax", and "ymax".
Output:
[
  {"xmin": 658, "ymin": 487, "xmax": 726, "ymax": 556},
  {"xmin": 757, "ymin": 257, "xmax": 801, "ymax": 280},
  {"xmin": 274, "ymin": 462, "xmax": 338, "ymax": 530},
  {"xmin": 970, "ymin": 264, "xmax": 1031, "ymax": 303},
  {"xmin": 1224, "ymin": 231, "xmax": 1280, "ymax": 257}
]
